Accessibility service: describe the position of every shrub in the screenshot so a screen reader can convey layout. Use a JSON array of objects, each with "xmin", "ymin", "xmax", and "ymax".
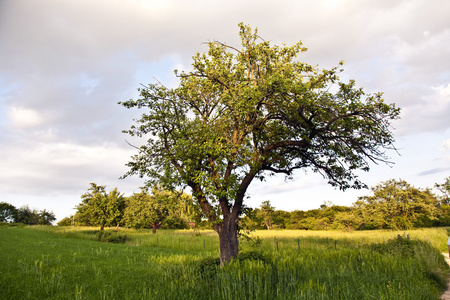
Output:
[
  {"xmin": 196, "ymin": 256, "xmax": 220, "ymax": 278},
  {"xmin": 370, "ymin": 235, "xmax": 450, "ymax": 291},
  {"xmin": 94, "ymin": 230, "xmax": 130, "ymax": 244},
  {"xmin": 235, "ymin": 250, "xmax": 269, "ymax": 264}
]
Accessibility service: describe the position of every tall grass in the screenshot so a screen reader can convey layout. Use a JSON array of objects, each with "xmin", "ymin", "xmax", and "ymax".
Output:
[{"xmin": 1, "ymin": 225, "xmax": 449, "ymax": 299}]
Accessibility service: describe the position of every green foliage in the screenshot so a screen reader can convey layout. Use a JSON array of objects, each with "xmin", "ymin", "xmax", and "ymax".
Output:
[
  {"xmin": 437, "ymin": 205, "xmax": 450, "ymax": 226},
  {"xmin": 120, "ymin": 23, "xmax": 400, "ymax": 261},
  {"xmin": 355, "ymin": 179, "xmax": 440, "ymax": 230},
  {"xmin": 37, "ymin": 209, "xmax": 56, "ymax": 225},
  {"xmin": 0, "ymin": 202, "xmax": 18, "ymax": 223},
  {"xmin": 57, "ymin": 216, "xmax": 72, "ymax": 226},
  {"xmin": 436, "ymin": 176, "xmax": 450, "ymax": 205},
  {"xmin": 196, "ymin": 256, "xmax": 221, "ymax": 278},
  {"xmin": 11, "ymin": 205, "xmax": 56, "ymax": 225},
  {"xmin": 122, "ymin": 188, "xmax": 196, "ymax": 232},
  {"xmin": 370, "ymin": 235, "xmax": 449, "ymax": 290},
  {"xmin": 95, "ymin": 230, "xmax": 130, "ymax": 244},
  {"xmin": 75, "ymin": 183, "xmax": 125, "ymax": 229},
  {"xmin": 16, "ymin": 205, "xmax": 40, "ymax": 225},
  {"xmin": 235, "ymin": 250, "xmax": 269, "ymax": 264}
]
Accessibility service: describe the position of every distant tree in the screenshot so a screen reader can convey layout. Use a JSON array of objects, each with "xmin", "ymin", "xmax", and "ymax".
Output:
[
  {"xmin": 57, "ymin": 216, "xmax": 73, "ymax": 226},
  {"xmin": 332, "ymin": 210, "xmax": 362, "ymax": 231},
  {"xmin": 0, "ymin": 202, "xmax": 18, "ymax": 223},
  {"xmin": 123, "ymin": 190, "xmax": 168, "ymax": 233},
  {"xmin": 16, "ymin": 206, "xmax": 40, "ymax": 225},
  {"xmin": 272, "ymin": 210, "xmax": 291, "ymax": 229},
  {"xmin": 355, "ymin": 179, "xmax": 440, "ymax": 230},
  {"xmin": 257, "ymin": 200, "xmax": 276, "ymax": 230},
  {"xmin": 75, "ymin": 183, "xmax": 125, "ymax": 230},
  {"xmin": 38, "ymin": 209, "xmax": 56, "ymax": 225},
  {"xmin": 123, "ymin": 187, "xmax": 196, "ymax": 232},
  {"xmin": 435, "ymin": 177, "xmax": 450, "ymax": 205},
  {"xmin": 120, "ymin": 23, "xmax": 400, "ymax": 264},
  {"xmin": 239, "ymin": 207, "xmax": 264, "ymax": 230}
]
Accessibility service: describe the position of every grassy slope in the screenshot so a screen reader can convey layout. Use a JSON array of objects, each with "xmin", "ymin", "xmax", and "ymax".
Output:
[{"xmin": 1, "ymin": 225, "xmax": 449, "ymax": 299}]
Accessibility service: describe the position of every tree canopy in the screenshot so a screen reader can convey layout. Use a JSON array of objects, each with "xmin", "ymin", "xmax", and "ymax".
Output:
[
  {"xmin": 354, "ymin": 179, "xmax": 440, "ymax": 230},
  {"xmin": 0, "ymin": 202, "xmax": 18, "ymax": 223},
  {"xmin": 120, "ymin": 23, "xmax": 400, "ymax": 264},
  {"xmin": 123, "ymin": 187, "xmax": 196, "ymax": 233},
  {"xmin": 76, "ymin": 183, "xmax": 125, "ymax": 230}
]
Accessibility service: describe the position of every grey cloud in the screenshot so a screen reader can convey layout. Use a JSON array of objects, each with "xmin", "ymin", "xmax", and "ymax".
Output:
[
  {"xmin": 418, "ymin": 167, "xmax": 450, "ymax": 177},
  {"xmin": 0, "ymin": 0, "xmax": 449, "ymax": 218}
]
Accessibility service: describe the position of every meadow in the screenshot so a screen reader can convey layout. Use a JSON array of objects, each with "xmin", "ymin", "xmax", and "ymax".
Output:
[{"xmin": 1, "ymin": 225, "xmax": 450, "ymax": 299}]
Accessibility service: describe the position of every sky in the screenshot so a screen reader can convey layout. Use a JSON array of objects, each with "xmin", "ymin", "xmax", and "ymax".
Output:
[{"xmin": 1, "ymin": 0, "xmax": 449, "ymax": 222}]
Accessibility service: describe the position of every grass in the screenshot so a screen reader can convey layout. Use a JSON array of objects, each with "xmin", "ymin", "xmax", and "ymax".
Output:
[{"xmin": 1, "ymin": 225, "xmax": 449, "ymax": 299}]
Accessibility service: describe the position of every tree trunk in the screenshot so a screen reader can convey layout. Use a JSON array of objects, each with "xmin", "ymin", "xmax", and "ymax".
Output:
[
  {"xmin": 216, "ymin": 216, "xmax": 239, "ymax": 267},
  {"xmin": 100, "ymin": 224, "xmax": 104, "ymax": 231},
  {"xmin": 152, "ymin": 226, "xmax": 157, "ymax": 234}
]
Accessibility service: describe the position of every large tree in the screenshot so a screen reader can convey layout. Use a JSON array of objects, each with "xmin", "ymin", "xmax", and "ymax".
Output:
[{"xmin": 120, "ymin": 24, "xmax": 400, "ymax": 264}]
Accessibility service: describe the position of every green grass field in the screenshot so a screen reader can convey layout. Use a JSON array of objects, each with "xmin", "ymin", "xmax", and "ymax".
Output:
[{"xmin": 1, "ymin": 225, "xmax": 449, "ymax": 299}]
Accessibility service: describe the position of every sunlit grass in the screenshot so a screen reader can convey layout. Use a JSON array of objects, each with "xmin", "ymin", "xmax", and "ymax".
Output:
[{"xmin": 1, "ymin": 225, "xmax": 449, "ymax": 299}]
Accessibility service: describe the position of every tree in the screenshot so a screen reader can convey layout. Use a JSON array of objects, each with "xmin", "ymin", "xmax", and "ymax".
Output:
[
  {"xmin": 0, "ymin": 202, "xmax": 18, "ymax": 223},
  {"xmin": 57, "ymin": 216, "xmax": 73, "ymax": 226},
  {"xmin": 435, "ymin": 177, "xmax": 450, "ymax": 205},
  {"xmin": 123, "ymin": 187, "xmax": 196, "ymax": 232},
  {"xmin": 355, "ymin": 179, "xmax": 440, "ymax": 230},
  {"xmin": 257, "ymin": 200, "xmax": 276, "ymax": 229},
  {"xmin": 38, "ymin": 209, "xmax": 56, "ymax": 225},
  {"xmin": 76, "ymin": 183, "xmax": 125, "ymax": 230},
  {"xmin": 16, "ymin": 206, "xmax": 40, "ymax": 225},
  {"xmin": 120, "ymin": 24, "xmax": 400, "ymax": 264}
]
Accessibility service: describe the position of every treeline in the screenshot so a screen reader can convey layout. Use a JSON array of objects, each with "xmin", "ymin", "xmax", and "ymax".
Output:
[
  {"xmin": 241, "ymin": 178, "xmax": 450, "ymax": 231},
  {"xmin": 60, "ymin": 177, "xmax": 450, "ymax": 232},
  {"xmin": 58, "ymin": 183, "xmax": 203, "ymax": 232},
  {"xmin": 0, "ymin": 203, "xmax": 56, "ymax": 225}
]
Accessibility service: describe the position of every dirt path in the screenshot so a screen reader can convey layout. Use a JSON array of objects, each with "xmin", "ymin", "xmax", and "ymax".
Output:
[{"xmin": 441, "ymin": 253, "xmax": 450, "ymax": 300}]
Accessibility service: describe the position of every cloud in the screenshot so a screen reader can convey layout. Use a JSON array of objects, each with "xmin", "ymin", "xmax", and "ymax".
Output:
[
  {"xmin": 440, "ymin": 139, "xmax": 450, "ymax": 151},
  {"xmin": 0, "ymin": 140, "xmax": 143, "ymax": 195},
  {"xmin": 7, "ymin": 107, "xmax": 45, "ymax": 129},
  {"xmin": 418, "ymin": 167, "xmax": 450, "ymax": 177},
  {"xmin": 0, "ymin": 0, "xmax": 449, "ymax": 219}
]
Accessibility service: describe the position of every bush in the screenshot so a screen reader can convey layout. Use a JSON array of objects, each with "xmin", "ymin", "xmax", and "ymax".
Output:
[
  {"xmin": 95, "ymin": 230, "xmax": 130, "ymax": 244},
  {"xmin": 57, "ymin": 217, "xmax": 72, "ymax": 226},
  {"xmin": 235, "ymin": 250, "xmax": 269, "ymax": 264},
  {"xmin": 196, "ymin": 256, "xmax": 220, "ymax": 278},
  {"xmin": 370, "ymin": 235, "xmax": 450, "ymax": 291},
  {"xmin": 0, "ymin": 222, "xmax": 25, "ymax": 228},
  {"xmin": 162, "ymin": 216, "xmax": 189, "ymax": 229}
]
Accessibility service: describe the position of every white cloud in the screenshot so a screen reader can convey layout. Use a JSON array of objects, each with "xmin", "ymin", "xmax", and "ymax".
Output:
[
  {"xmin": 1, "ymin": 0, "xmax": 450, "ymax": 219},
  {"xmin": 7, "ymin": 107, "xmax": 45, "ymax": 129},
  {"xmin": 440, "ymin": 139, "xmax": 450, "ymax": 151},
  {"xmin": 0, "ymin": 141, "xmax": 140, "ymax": 195}
]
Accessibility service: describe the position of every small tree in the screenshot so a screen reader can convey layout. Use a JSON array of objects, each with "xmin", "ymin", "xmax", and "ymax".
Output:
[{"xmin": 120, "ymin": 24, "xmax": 400, "ymax": 264}]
